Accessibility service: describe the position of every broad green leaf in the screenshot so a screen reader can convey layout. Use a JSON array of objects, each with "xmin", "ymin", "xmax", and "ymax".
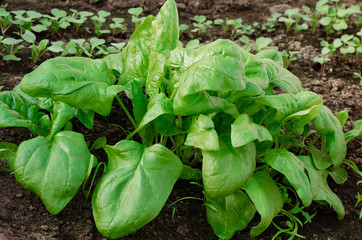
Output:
[
  {"xmin": 227, "ymin": 81, "xmax": 265, "ymax": 103},
  {"xmin": 255, "ymin": 94, "xmax": 297, "ymax": 121},
  {"xmin": 19, "ymin": 57, "xmax": 126, "ymax": 116},
  {"xmin": 146, "ymin": 0, "xmax": 179, "ymax": 97},
  {"xmin": 312, "ymin": 106, "xmax": 346, "ymax": 167},
  {"xmin": 0, "ymin": 91, "xmax": 43, "ymax": 135},
  {"xmin": 119, "ymin": 16, "xmax": 155, "ymax": 85},
  {"xmin": 93, "ymin": 140, "xmax": 182, "ymax": 239},
  {"xmin": 240, "ymin": 49, "xmax": 269, "ymax": 89},
  {"xmin": 138, "ymin": 93, "xmax": 173, "ymax": 128},
  {"xmin": 231, "ymin": 114, "xmax": 272, "ymax": 147},
  {"xmin": 309, "ymin": 144, "xmax": 332, "ymax": 170},
  {"xmin": 329, "ymin": 166, "xmax": 348, "ymax": 184},
  {"xmin": 74, "ymin": 109, "xmax": 95, "ymax": 130},
  {"xmin": 153, "ymin": 114, "xmax": 181, "ymax": 136},
  {"xmin": 262, "ymin": 149, "xmax": 313, "ymax": 206},
  {"xmin": 0, "ymin": 142, "xmax": 18, "ymax": 168},
  {"xmin": 299, "ymin": 156, "xmax": 345, "ymax": 219},
  {"xmin": 242, "ymin": 170, "xmax": 284, "ymax": 237},
  {"xmin": 13, "ymin": 131, "xmax": 91, "ymax": 214},
  {"xmin": 336, "ymin": 109, "xmax": 348, "ymax": 127},
  {"xmin": 283, "ymin": 91, "xmax": 323, "ymax": 135},
  {"xmin": 185, "ymin": 114, "xmax": 219, "ymax": 151},
  {"xmin": 202, "ymin": 137, "xmax": 256, "ymax": 198},
  {"xmin": 206, "ymin": 190, "xmax": 256, "ymax": 240},
  {"xmin": 262, "ymin": 58, "xmax": 303, "ymax": 94},
  {"xmin": 48, "ymin": 102, "xmax": 74, "ymax": 138},
  {"xmin": 103, "ymin": 53, "xmax": 124, "ymax": 75},
  {"xmin": 173, "ymin": 39, "xmax": 245, "ymax": 116},
  {"xmin": 256, "ymin": 49, "xmax": 283, "ymax": 66}
]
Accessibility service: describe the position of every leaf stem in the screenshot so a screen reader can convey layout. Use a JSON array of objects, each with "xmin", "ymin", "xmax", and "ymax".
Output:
[{"xmin": 116, "ymin": 95, "xmax": 137, "ymax": 129}]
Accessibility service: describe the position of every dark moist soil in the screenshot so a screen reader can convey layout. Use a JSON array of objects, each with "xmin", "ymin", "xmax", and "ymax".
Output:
[{"xmin": 1, "ymin": 0, "xmax": 362, "ymax": 239}]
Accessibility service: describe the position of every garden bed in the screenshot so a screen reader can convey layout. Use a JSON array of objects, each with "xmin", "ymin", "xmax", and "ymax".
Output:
[{"xmin": 0, "ymin": 0, "xmax": 361, "ymax": 239}]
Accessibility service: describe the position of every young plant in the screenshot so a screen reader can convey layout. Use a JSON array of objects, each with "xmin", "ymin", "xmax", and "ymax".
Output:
[
  {"xmin": 320, "ymin": 38, "xmax": 342, "ymax": 59},
  {"xmin": 353, "ymin": 72, "xmax": 362, "ymax": 85},
  {"xmin": 47, "ymin": 40, "xmax": 65, "ymax": 54},
  {"xmin": 11, "ymin": 10, "xmax": 45, "ymax": 34},
  {"xmin": 2, "ymin": 37, "xmax": 24, "ymax": 62},
  {"xmin": 68, "ymin": 9, "xmax": 94, "ymax": 33},
  {"xmin": 281, "ymin": 50, "xmax": 301, "ymax": 69},
  {"xmin": 193, "ymin": 15, "xmax": 213, "ymax": 37},
  {"xmin": 90, "ymin": 10, "xmax": 111, "ymax": 37},
  {"xmin": 128, "ymin": 7, "xmax": 145, "ymax": 28},
  {"xmin": 264, "ymin": 12, "xmax": 281, "ymax": 33},
  {"xmin": 43, "ymin": 8, "xmax": 71, "ymax": 36},
  {"xmin": 313, "ymin": 53, "xmax": 330, "ymax": 75},
  {"xmin": 0, "ymin": 7, "xmax": 13, "ymax": 36},
  {"xmin": 0, "ymin": 1, "xmax": 360, "ymax": 240},
  {"xmin": 339, "ymin": 34, "xmax": 355, "ymax": 58},
  {"xmin": 214, "ymin": 18, "xmax": 235, "ymax": 34},
  {"xmin": 109, "ymin": 18, "xmax": 127, "ymax": 36},
  {"xmin": 21, "ymin": 30, "xmax": 49, "ymax": 63}
]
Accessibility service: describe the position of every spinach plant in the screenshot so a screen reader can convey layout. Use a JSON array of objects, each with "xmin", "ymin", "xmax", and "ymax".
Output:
[
  {"xmin": 22, "ymin": 30, "xmax": 49, "ymax": 63},
  {"xmin": 0, "ymin": 7, "xmax": 13, "ymax": 36},
  {"xmin": 109, "ymin": 17, "xmax": 127, "ymax": 35},
  {"xmin": 0, "ymin": 1, "xmax": 360, "ymax": 240}
]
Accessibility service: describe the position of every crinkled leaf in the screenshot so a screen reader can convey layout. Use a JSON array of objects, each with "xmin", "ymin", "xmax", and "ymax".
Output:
[
  {"xmin": 0, "ymin": 91, "xmax": 43, "ymax": 135},
  {"xmin": 262, "ymin": 58, "xmax": 303, "ymax": 94},
  {"xmin": 206, "ymin": 190, "xmax": 256, "ymax": 240},
  {"xmin": 146, "ymin": 0, "xmax": 179, "ymax": 97},
  {"xmin": 256, "ymin": 49, "xmax": 283, "ymax": 66},
  {"xmin": 119, "ymin": 16, "xmax": 155, "ymax": 85},
  {"xmin": 93, "ymin": 140, "xmax": 182, "ymax": 239},
  {"xmin": 262, "ymin": 149, "xmax": 313, "ymax": 206},
  {"xmin": 13, "ymin": 131, "xmax": 91, "ymax": 214},
  {"xmin": 299, "ymin": 155, "xmax": 345, "ymax": 219},
  {"xmin": 185, "ymin": 114, "xmax": 219, "ymax": 151},
  {"xmin": 240, "ymin": 49, "xmax": 269, "ymax": 89},
  {"xmin": 19, "ymin": 57, "xmax": 126, "ymax": 116},
  {"xmin": 242, "ymin": 170, "xmax": 284, "ymax": 237},
  {"xmin": 202, "ymin": 137, "xmax": 256, "ymax": 198},
  {"xmin": 173, "ymin": 39, "xmax": 245, "ymax": 116},
  {"xmin": 231, "ymin": 114, "xmax": 272, "ymax": 147},
  {"xmin": 255, "ymin": 94, "xmax": 297, "ymax": 121}
]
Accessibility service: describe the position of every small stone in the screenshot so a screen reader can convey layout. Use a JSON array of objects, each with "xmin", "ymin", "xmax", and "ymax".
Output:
[
  {"xmin": 332, "ymin": 80, "xmax": 344, "ymax": 89},
  {"xmin": 330, "ymin": 87, "xmax": 338, "ymax": 92},
  {"xmin": 177, "ymin": 3, "xmax": 186, "ymax": 9},
  {"xmin": 40, "ymin": 225, "xmax": 49, "ymax": 231},
  {"xmin": 15, "ymin": 192, "xmax": 23, "ymax": 198},
  {"xmin": 52, "ymin": 226, "xmax": 59, "ymax": 231}
]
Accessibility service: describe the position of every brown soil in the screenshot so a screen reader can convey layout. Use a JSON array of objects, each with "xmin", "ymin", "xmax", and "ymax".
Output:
[{"xmin": 0, "ymin": 0, "xmax": 361, "ymax": 240}]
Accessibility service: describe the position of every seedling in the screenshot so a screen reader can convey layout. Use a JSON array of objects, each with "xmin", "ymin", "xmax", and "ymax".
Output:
[
  {"xmin": 2, "ymin": 37, "xmax": 24, "ymax": 62},
  {"xmin": 339, "ymin": 34, "xmax": 355, "ymax": 58},
  {"xmin": 214, "ymin": 18, "xmax": 234, "ymax": 34},
  {"xmin": 0, "ymin": 8, "xmax": 13, "ymax": 36},
  {"xmin": 239, "ymin": 35, "xmax": 252, "ymax": 51},
  {"xmin": 320, "ymin": 38, "xmax": 342, "ymax": 59},
  {"xmin": 80, "ymin": 37, "xmax": 106, "ymax": 58},
  {"xmin": 21, "ymin": 30, "xmax": 49, "ymax": 63},
  {"xmin": 228, "ymin": 18, "xmax": 243, "ymax": 38},
  {"xmin": 47, "ymin": 40, "xmax": 65, "ymax": 53},
  {"xmin": 353, "ymin": 72, "xmax": 362, "ymax": 85},
  {"xmin": 103, "ymin": 42, "xmax": 126, "ymax": 54},
  {"xmin": 109, "ymin": 18, "xmax": 127, "ymax": 35},
  {"xmin": 179, "ymin": 23, "xmax": 189, "ymax": 33},
  {"xmin": 282, "ymin": 50, "xmax": 301, "ymax": 69},
  {"xmin": 264, "ymin": 12, "xmax": 281, "ymax": 33},
  {"xmin": 68, "ymin": 9, "xmax": 94, "ymax": 33},
  {"xmin": 313, "ymin": 53, "xmax": 330, "ymax": 75},
  {"xmin": 90, "ymin": 10, "xmax": 111, "ymax": 36},
  {"xmin": 11, "ymin": 10, "xmax": 44, "ymax": 34},
  {"xmin": 128, "ymin": 7, "xmax": 145, "ymax": 28},
  {"xmin": 193, "ymin": 15, "xmax": 212, "ymax": 37},
  {"xmin": 43, "ymin": 8, "xmax": 71, "ymax": 36}
]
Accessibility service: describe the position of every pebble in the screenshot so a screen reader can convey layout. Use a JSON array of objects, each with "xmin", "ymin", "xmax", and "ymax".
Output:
[
  {"xmin": 40, "ymin": 225, "xmax": 49, "ymax": 231},
  {"xmin": 15, "ymin": 192, "xmax": 23, "ymax": 198}
]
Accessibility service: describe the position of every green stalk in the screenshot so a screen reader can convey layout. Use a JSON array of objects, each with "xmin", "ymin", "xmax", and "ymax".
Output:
[{"xmin": 115, "ymin": 95, "xmax": 137, "ymax": 129}]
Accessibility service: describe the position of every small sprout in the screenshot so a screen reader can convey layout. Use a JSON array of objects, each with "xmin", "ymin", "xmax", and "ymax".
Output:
[
  {"xmin": 313, "ymin": 53, "xmax": 330, "ymax": 75},
  {"xmin": 21, "ymin": 30, "xmax": 49, "ymax": 63},
  {"xmin": 193, "ymin": 15, "xmax": 212, "ymax": 37},
  {"xmin": 128, "ymin": 7, "xmax": 145, "ymax": 28},
  {"xmin": 2, "ymin": 37, "xmax": 24, "ymax": 62},
  {"xmin": 47, "ymin": 40, "xmax": 65, "ymax": 53},
  {"xmin": 43, "ymin": 8, "xmax": 71, "ymax": 36},
  {"xmin": 239, "ymin": 35, "xmax": 252, "ymax": 52},
  {"xmin": 109, "ymin": 18, "xmax": 127, "ymax": 35},
  {"xmin": 106, "ymin": 42, "xmax": 126, "ymax": 54},
  {"xmin": 282, "ymin": 50, "xmax": 301, "ymax": 69},
  {"xmin": 227, "ymin": 18, "xmax": 243, "ymax": 38},
  {"xmin": 90, "ymin": 10, "xmax": 111, "ymax": 36},
  {"xmin": 0, "ymin": 7, "xmax": 13, "ymax": 36},
  {"xmin": 339, "ymin": 34, "xmax": 355, "ymax": 58},
  {"xmin": 11, "ymin": 10, "xmax": 43, "ymax": 34},
  {"xmin": 68, "ymin": 11, "xmax": 93, "ymax": 33},
  {"xmin": 353, "ymin": 72, "xmax": 362, "ymax": 85},
  {"xmin": 179, "ymin": 23, "xmax": 189, "ymax": 32},
  {"xmin": 214, "ymin": 18, "xmax": 231, "ymax": 34}
]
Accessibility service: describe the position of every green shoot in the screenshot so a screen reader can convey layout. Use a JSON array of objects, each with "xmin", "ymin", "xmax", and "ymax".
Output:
[
  {"xmin": 21, "ymin": 30, "xmax": 49, "ymax": 63},
  {"xmin": 128, "ymin": 7, "xmax": 145, "ymax": 28}
]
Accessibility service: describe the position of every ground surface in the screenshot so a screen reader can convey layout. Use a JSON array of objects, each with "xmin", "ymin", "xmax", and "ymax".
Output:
[{"xmin": 0, "ymin": 0, "xmax": 361, "ymax": 239}]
